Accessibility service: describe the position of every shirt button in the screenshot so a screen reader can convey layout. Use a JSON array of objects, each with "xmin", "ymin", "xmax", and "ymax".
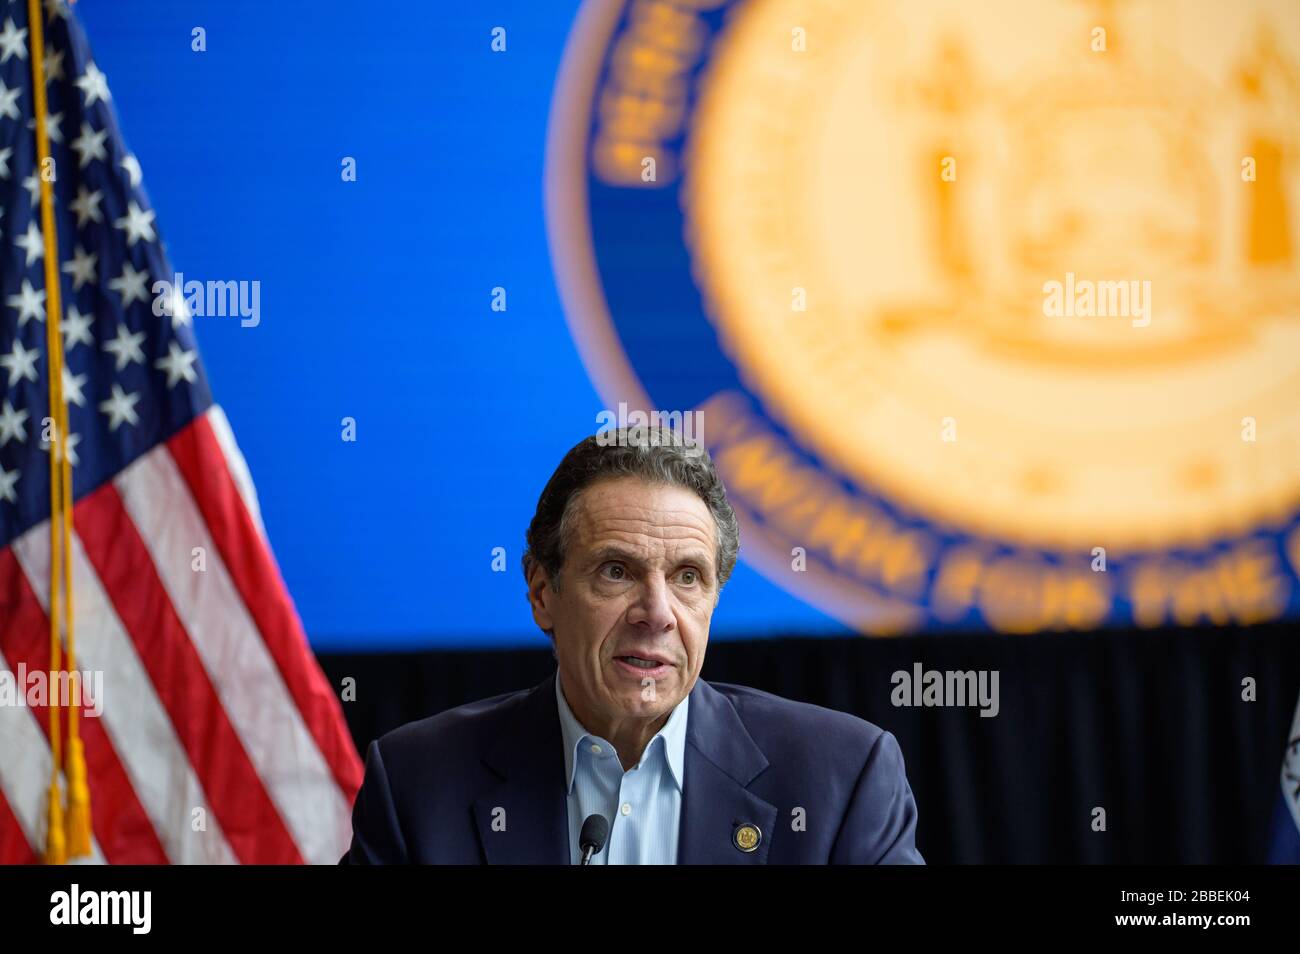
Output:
[
  {"xmin": 589, "ymin": 744, "xmax": 601, "ymax": 755},
  {"xmin": 620, "ymin": 803, "xmax": 632, "ymax": 816}
]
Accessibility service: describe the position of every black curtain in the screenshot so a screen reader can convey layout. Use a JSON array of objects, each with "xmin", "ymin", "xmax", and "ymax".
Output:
[{"xmin": 317, "ymin": 621, "xmax": 1300, "ymax": 864}]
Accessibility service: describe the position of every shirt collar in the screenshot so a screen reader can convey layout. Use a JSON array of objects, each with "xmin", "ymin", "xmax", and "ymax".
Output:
[{"xmin": 554, "ymin": 669, "xmax": 689, "ymax": 794}]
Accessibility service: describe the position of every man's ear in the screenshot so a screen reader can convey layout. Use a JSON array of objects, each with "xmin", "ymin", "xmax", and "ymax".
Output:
[{"xmin": 526, "ymin": 560, "xmax": 556, "ymax": 633}]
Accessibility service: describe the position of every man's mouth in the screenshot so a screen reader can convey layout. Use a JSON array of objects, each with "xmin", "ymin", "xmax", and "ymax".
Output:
[
  {"xmin": 612, "ymin": 655, "xmax": 674, "ymax": 678},
  {"xmin": 616, "ymin": 655, "xmax": 667, "ymax": 669}
]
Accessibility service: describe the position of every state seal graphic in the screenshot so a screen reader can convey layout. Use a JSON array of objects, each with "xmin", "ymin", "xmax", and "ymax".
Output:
[{"xmin": 545, "ymin": 0, "xmax": 1300, "ymax": 634}]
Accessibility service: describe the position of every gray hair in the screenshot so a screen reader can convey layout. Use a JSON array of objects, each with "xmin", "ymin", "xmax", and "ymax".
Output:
[{"xmin": 522, "ymin": 426, "xmax": 740, "ymax": 618}]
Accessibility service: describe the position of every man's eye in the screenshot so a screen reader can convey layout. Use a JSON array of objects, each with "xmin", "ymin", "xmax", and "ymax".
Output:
[
  {"xmin": 678, "ymin": 569, "xmax": 698, "ymax": 585},
  {"xmin": 601, "ymin": 563, "xmax": 627, "ymax": 581}
]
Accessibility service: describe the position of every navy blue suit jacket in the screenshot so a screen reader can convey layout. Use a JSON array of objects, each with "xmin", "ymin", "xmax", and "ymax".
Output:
[{"xmin": 342, "ymin": 671, "xmax": 923, "ymax": 864}]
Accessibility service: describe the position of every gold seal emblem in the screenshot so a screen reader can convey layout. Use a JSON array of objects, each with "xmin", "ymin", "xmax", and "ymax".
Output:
[
  {"xmin": 547, "ymin": 0, "xmax": 1300, "ymax": 633},
  {"xmin": 683, "ymin": 0, "xmax": 1300, "ymax": 552},
  {"xmin": 733, "ymin": 823, "xmax": 762, "ymax": 852}
]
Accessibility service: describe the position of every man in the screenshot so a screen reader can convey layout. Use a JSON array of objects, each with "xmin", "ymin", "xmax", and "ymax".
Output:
[{"xmin": 342, "ymin": 426, "xmax": 923, "ymax": 863}]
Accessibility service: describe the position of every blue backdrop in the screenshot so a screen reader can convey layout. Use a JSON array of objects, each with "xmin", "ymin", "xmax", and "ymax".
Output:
[{"xmin": 76, "ymin": 0, "xmax": 850, "ymax": 649}]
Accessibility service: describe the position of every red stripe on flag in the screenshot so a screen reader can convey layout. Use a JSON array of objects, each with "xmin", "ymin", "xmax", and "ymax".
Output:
[
  {"xmin": 0, "ymin": 546, "xmax": 168, "ymax": 864},
  {"xmin": 0, "ymin": 789, "xmax": 37, "ymax": 865},
  {"xmin": 76, "ymin": 482, "xmax": 305, "ymax": 864},
  {"xmin": 168, "ymin": 414, "xmax": 362, "ymax": 800}
]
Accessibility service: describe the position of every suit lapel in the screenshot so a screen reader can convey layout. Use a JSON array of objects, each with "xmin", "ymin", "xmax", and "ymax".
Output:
[
  {"xmin": 472, "ymin": 672, "xmax": 570, "ymax": 864},
  {"xmin": 678, "ymin": 679, "xmax": 777, "ymax": 864},
  {"xmin": 470, "ymin": 672, "xmax": 778, "ymax": 864}
]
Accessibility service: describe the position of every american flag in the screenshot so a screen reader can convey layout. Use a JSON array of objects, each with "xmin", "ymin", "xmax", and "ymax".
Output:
[{"xmin": 0, "ymin": 0, "xmax": 361, "ymax": 863}]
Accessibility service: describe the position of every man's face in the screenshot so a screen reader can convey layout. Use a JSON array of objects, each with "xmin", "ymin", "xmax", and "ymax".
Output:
[{"xmin": 528, "ymin": 476, "xmax": 719, "ymax": 730}]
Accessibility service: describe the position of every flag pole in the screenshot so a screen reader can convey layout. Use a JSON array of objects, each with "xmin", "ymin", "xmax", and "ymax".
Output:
[{"xmin": 27, "ymin": 0, "xmax": 92, "ymax": 862}]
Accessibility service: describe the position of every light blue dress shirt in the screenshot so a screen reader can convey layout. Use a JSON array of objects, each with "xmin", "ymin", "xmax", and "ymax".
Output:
[{"xmin": 555, "ymin": 672, "xmax": 688, "ymax": 865}]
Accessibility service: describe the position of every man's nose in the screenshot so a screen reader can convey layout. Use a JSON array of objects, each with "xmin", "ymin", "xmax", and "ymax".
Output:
[{"xmin": 627, "ymin": 575, "xmax": 676, "ymax": 632}]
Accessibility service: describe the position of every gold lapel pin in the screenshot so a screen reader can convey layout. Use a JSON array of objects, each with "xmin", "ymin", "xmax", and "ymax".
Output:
[{"xmin": 733, "ymin": 823, "xmax": 761, "ymax": 853}]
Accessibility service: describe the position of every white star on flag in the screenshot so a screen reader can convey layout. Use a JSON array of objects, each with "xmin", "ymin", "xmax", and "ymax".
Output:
[
  {"xmin": 165, "ymin": 284, "xmax": 192, "ymax": 328},
  {"xmin": 102, "ymin": 323, "xmax": 145, "ymax": 370},
  {"xmin": 0, "ymin": 339, "xmax": 40, "ymax": 387},
  {"xmin": 0, "ymin": 78, "xmax": 20, "ymax": 120},
  {"xmin": 61, "ymin": 367, "xmax": 88, "ymax": 407},
  {"xmin": 121, "ymin": 153, "xmax": 142, "ymax": 187},
  {"xmin": 98, "ymin": 383, "xmax": 141, "ymax": 432},
  {"xmin": 62, "ymin": 244, "xmax": 97, "ymax": 290},
  {"xmin": 108, "ymin": 260, "xmax": 150, "ymax": 307},
  {"xmin": 14, "ymin": 219, "xmax": 43, "ymax": 266},
  {"xmin": 21, "ymin": 172, "xmax": 39, "ymax": 206},
  {"xmin": 155, "ymin": 340, "xmax": 198, "ymax": 388},
  {"xmin": 0, "ymin": 463, "xmax": 18, "ymax": 504},
  {"xmin": 0, "ymin": 398, "xmax": 28, "ymax": 445},
  {"xmin": 26, "ymin": 109, "xmax": 62, "ymax": 143},
  {"xmin": 0, "ymin": 18, "xmax": 27, "ymax": 64},
  {"xmin": 71, "ymin": 120, "xmax": 108, "ymax": 169},
  {"xmin": 62, "ymin": 304, "xmax": 94, "ymax": 350},
  {"xmin": 114, "ymin": 200, "xmax": 156, "ymax": 246},
  {"xmin": 76, "ymin": 59, "xmax": 111, "ymax": 107},
  {"xmin": 70, "ymin": 185, "xmax": 104, "ymax": 226},
  {"xmin": 43, "ymin": 45, "xmax": 63, "ymax": 84},
  {"xmin": 7, "ymin": 278, "xmax": 45, "ymax": 326}
]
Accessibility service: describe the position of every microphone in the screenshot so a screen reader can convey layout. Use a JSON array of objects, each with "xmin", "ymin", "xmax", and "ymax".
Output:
[{"xmin": 578, "ymin": 814, "xmax": 609, "ymax": 865}]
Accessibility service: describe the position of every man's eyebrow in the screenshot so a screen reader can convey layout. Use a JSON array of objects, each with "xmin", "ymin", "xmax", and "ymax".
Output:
[
  {"xmin": 673, "ymin": 551, "xmax": 716, "ymax": 575},
  {"xmin": 584, "ymin": 546, "xmax": 715, "ymax": 575},
  {"xmin": 583, "ymin": 546, "xmax": 644, "ymax": 569}
]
